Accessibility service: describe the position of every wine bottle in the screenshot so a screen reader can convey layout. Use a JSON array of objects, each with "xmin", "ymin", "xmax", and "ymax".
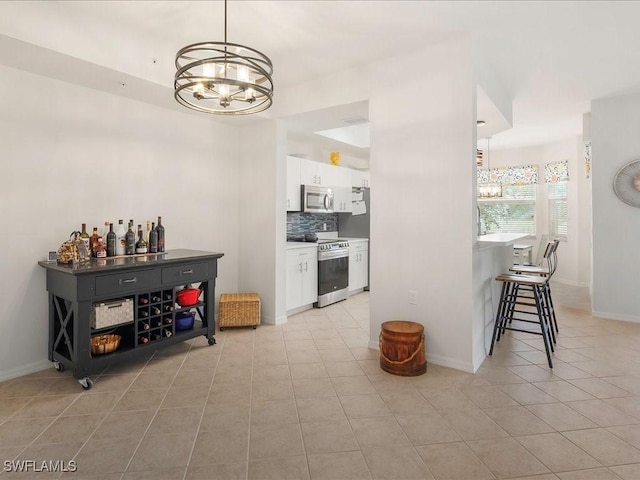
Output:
[
  {"xmin": 150, "ymin": 306, "xmax": 161, "ymax": 316},
  {"xmin": 138, "ymin": 336, "xmax": 149, "ymax": 345},
  {"xmin": 156, "ymin": 216, "xmax": 165, "ymax": 252},
  {"xmin": 102, "ymin": 221, "xmax": 110, "ymax": 239},
  {"xmin": 138, "ymin": 320, "xmax": 150, "ymax": 331},
  {"xmin": 139, "ymin": 295, "xmax": 149, "ymax": 305},
  {"xmin": 80, "ymin": 224, "xmax": 90, "ymax": 252},
  {"xmin": 163, "ymin": 304, "xmax": 175, "ymax": 312},
  {"xmin": 95, "ymin": 237, "xmax": 107, "ymax": 258},
  {"xmin": 90, "ymin": 227, "xmax": 100, "ymax": 257},
  {"xmin": 163, "ymin": 292, "xmax": 173, "ymax": 301},
  {"xmin": 125, "ymin": 222, "xmax": 136, "ymax": 255},
  {"xmin": 151, "ymin": 294, "xmax": 162, "ymax": 303},
  {"xmin": 144, "ymin": 220, "xmax": 151, "ymax": 243},
  {"xmin": 139, "ymin": 310, "xmax": 149, "ymax": 318},
  {"xmin": 151, "ymin": 333, "xmax": 161, "ymax": 341},
  {"xmin": 106, "ymin": 223, "xmax": 117, "ymax": 257},
  {"xmin": 163, "ymin": 329, "xmax": 173, "ymax": 338},
  {"xmin": 163, "ymin": 316, "xmax": 173, "ymax": 325},
  {"xmin": 135, "ymin": 224, "xmax": 148, "ymax": 254},
  {"xmin": 115, "ymin": 219, "xmax": 126, "ymax": 256},
  {"xmin": 149, "ymin": 222, "xmax": 158, "ymax": 253}
]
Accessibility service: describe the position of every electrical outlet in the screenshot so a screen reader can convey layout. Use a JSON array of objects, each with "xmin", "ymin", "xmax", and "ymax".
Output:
[
  {"xmin": 323, "ymin": 223, "xmax": 327, "ymax": 231},
  {"xmin": 409, "ymin": 290, "xmax": 417, "ymax": 305}
]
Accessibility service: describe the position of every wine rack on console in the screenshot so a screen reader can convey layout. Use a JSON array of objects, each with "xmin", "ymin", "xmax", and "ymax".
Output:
[{"xmin": 38, "ymin": 250, "xmax": 224, "ymax": 390}]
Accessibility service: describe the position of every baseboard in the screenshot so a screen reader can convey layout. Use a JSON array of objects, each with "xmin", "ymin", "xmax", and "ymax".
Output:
[
  {"xmin": 592, "ymin": 310, "xmax": 640, "ymax": 323},
  {"xmin": 551, "ymin": 278, "xmax": 590, "ymax": 288},
  {"xmin": 261, "ymin": 314, "xmax": 288, "ymax": 326},
  {"xmin": 369, "ymin": 340, "xmax": 475, "ymax": 373},
  {"xmin": 286, "ymin": 304, "xmax": 315, "ymax": 317},
  {"xmin": 0, "ymin": 360, "xmax": 51, "ymax": 383},
  {"xmin": 426, "ymin": 352, "xmax": 475, "ymax": 374}
]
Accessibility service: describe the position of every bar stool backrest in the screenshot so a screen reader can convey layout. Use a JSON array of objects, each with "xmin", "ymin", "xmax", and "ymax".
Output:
[
  {"xmin": 532, "ymin": 234, "xmax": 549, "ymax": 266},
  {"xmin": 544, "ymin": 239, "xmax": 560, "ymax": 279}
]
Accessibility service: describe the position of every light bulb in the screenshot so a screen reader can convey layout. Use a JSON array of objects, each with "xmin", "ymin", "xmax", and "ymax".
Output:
[
  {"xmin": 245, "ymin": 87, "xmax": 255, "ymax": 102},
  {"xmin": 193, "ymin": 83, "xmax": 205, "ymax": 99},
  {"xmin": 219, "ymin": 84, "xmax": 230, "ymax": 108},
  {"xmin": 238, "ymin": 65, "xmax": 249, "ymax": 83},
  {"xmin": 203, "ymin": 63, "xmax": 215, "ymax": 78}
]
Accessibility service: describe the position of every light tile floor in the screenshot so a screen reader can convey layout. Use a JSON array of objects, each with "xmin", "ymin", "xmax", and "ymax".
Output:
[{"xmin": 2, "ymin": 284, "xmax": 640, "ymax": 479}]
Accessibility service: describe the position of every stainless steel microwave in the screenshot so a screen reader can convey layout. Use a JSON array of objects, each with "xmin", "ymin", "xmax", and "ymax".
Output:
[{"xmin": 302, "ymin": 185, "xmax": 334, "ymax": 213}]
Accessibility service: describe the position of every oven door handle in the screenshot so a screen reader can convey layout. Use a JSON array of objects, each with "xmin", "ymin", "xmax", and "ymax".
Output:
[
  {"xmin": 318, "ymin": 249, "xmax": 349, "ymax": 261},
  {"xmin": 323, "ymin": 194, "xmax": 329, "ymax": 211}
]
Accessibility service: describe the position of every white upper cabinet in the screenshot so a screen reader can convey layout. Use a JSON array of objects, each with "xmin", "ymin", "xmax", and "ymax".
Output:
[
  {"xmin": 351, "ymin": 169, "xmax": 371, "ymax": 188},
  {"xmin": 300, "ymin": 159, "xmax": 353, "ymax": 188},
  {"xmin": 333, "ymin": 186, "xmax": 352, "ymax": 213},
  {"xmin": 287, "ymin": 156, "xmax": 301, "ymax": 211},
  {"xmin": 300, "ymin": 158, "xmax": 325, "ymax": 186}
]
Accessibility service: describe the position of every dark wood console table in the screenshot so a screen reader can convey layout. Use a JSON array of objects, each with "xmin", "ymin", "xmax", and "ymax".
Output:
[{"xmin": 38, "ymin": 249, "xmax": 224, "ymax": 389}]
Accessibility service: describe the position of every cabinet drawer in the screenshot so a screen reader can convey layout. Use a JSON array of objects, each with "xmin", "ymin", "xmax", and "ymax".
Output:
[
  {"xmin": 95, "ymin": 269, "xmax": 160, "ymax": 296},
  {"xmin": 162, "ymin": 262, "xmax": 209, "ymax": 284}
]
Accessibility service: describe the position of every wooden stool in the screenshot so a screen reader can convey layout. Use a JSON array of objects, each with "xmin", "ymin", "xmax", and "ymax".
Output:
[{"xmin": 379, "ymin": 321, "xmax": 426, "ymax": 376}]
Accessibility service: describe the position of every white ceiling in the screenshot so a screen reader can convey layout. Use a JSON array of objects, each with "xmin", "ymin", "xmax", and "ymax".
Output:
[{"xmin": 2, "ymin": 1, "xmax": 640, "ymax": 152}]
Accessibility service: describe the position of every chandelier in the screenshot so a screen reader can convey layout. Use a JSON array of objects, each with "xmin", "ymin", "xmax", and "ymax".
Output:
[
  {"xmin": 478, "ymin": 137, "xmax": 502, "ymax": 198},
  {"xmin": 174, "ymin": 0, "xmax": 274, "ymax": 115}
]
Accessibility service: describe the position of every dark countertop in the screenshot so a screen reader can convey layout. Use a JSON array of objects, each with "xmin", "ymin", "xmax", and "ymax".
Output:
[{"xmin": 38, "ymin": 249, "xmax": 224, "ymax": 275}]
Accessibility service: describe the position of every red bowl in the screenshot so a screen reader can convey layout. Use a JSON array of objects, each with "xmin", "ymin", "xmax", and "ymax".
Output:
[{"xmin": 176, "ymin": 288, "xmax": 200, "ymax": 306}]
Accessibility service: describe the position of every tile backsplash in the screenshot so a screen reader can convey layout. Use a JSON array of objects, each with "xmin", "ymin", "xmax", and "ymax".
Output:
[{"xmin": 287, "ymin": 212, "xmax": 338, "ymax": 237}]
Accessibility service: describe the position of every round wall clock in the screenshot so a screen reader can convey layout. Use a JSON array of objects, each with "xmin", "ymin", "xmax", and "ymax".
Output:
[{"xmin": 613, "ymin": 159, "xmax": 640, "ymax": 207}]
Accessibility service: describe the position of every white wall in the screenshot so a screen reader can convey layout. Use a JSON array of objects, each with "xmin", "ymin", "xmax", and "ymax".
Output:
[
  {"xmin": 591, "ymin": 93, "xmax": 640, "ymax": 322},
  {"xmin": 275, "ymin": 38, "xmax": 479, "ymax": 372},
  {"xmin": 238, "ymin": 120, "xmax": 288, "ymax": 325},
  {"xmin": 369, "ymin": 40, "xmax": 476, "ymax": 372},
  {"xmin": 0, "ymin": 65, "xmax": 241, "ymax": 380},
  {"xmin": 487, "ymin": 137, "xmax": 588, "ymax": 286}
]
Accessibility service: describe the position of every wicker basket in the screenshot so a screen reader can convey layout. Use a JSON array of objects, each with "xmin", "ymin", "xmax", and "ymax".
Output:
[
  {"xmin": 219, "ymin": 293, "xmax": 260, "ymax": 330},
  {"xmin": 90, "ymin": 334, "xmax": 121, "ymax": 355}
]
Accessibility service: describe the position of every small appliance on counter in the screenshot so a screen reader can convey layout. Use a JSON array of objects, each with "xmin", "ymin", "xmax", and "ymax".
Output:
[{"xmin": 305, "ymin": 232, "xmax": 318, "ymax": 242}]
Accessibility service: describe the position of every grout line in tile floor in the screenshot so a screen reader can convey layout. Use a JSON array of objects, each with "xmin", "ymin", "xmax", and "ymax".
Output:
[{"xmin": 4, "ymin": 285, "xmax": 640, "ymax": 479}]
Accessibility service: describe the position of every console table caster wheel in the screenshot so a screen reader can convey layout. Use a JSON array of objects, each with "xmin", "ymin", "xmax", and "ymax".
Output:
[
  {"xmin": 208, "ymin": 337, "xmax": 216, "ymax": 346},
  {"xmin": 53, "ymin": 361, "xmax": 65, "ymax": 372},
  {"xmin": 78, "ymin": 377, "xmax": 93, "ymax": 390}
]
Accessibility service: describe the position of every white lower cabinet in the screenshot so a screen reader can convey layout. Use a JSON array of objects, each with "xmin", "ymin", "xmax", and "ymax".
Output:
[
  {"xmin": 349, "ymin": 241, "xmax": 369, "ymax": 292},
  {"xmin": 286, "ymin": 247, "xmax": 318, "ymax": 310}
]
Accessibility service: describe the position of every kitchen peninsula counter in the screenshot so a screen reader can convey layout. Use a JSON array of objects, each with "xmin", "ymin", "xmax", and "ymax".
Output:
[{"xmin": 477, "ymin": 233, "xmax": 530, "ymax": 248}]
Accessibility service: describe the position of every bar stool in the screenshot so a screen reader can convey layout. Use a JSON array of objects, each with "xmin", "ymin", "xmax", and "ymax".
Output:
[
  {"xmin": 509, "ymin": 239, "xmax": 560, "ymax": 336},
  {"xmin": 489, "ymin": 241, "xmax": 558, "ymax": 368}
]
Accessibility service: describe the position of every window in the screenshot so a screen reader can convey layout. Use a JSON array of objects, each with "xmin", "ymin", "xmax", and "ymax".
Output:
[
  {"xmin": 549, "ymin": 182, "xmax": 568, "ymax": 240},
  {"xmin": 479, "ymin": 185, "xmax": 536, "ymax": 235}
]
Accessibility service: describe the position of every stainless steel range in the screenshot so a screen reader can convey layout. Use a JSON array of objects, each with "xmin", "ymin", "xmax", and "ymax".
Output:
[{"xmin": 315, "ymin": 239, "xmax": 349, "ymax": 308}]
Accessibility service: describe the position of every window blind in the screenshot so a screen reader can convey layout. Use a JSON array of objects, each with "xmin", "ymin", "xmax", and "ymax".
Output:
[
  {"xmin": 479, "ymin": 185, "xmax": 536, "ymax": 235},
  {"xmin": 549, "ymin": 182, "xmax": 568, "ymax": 240}
]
